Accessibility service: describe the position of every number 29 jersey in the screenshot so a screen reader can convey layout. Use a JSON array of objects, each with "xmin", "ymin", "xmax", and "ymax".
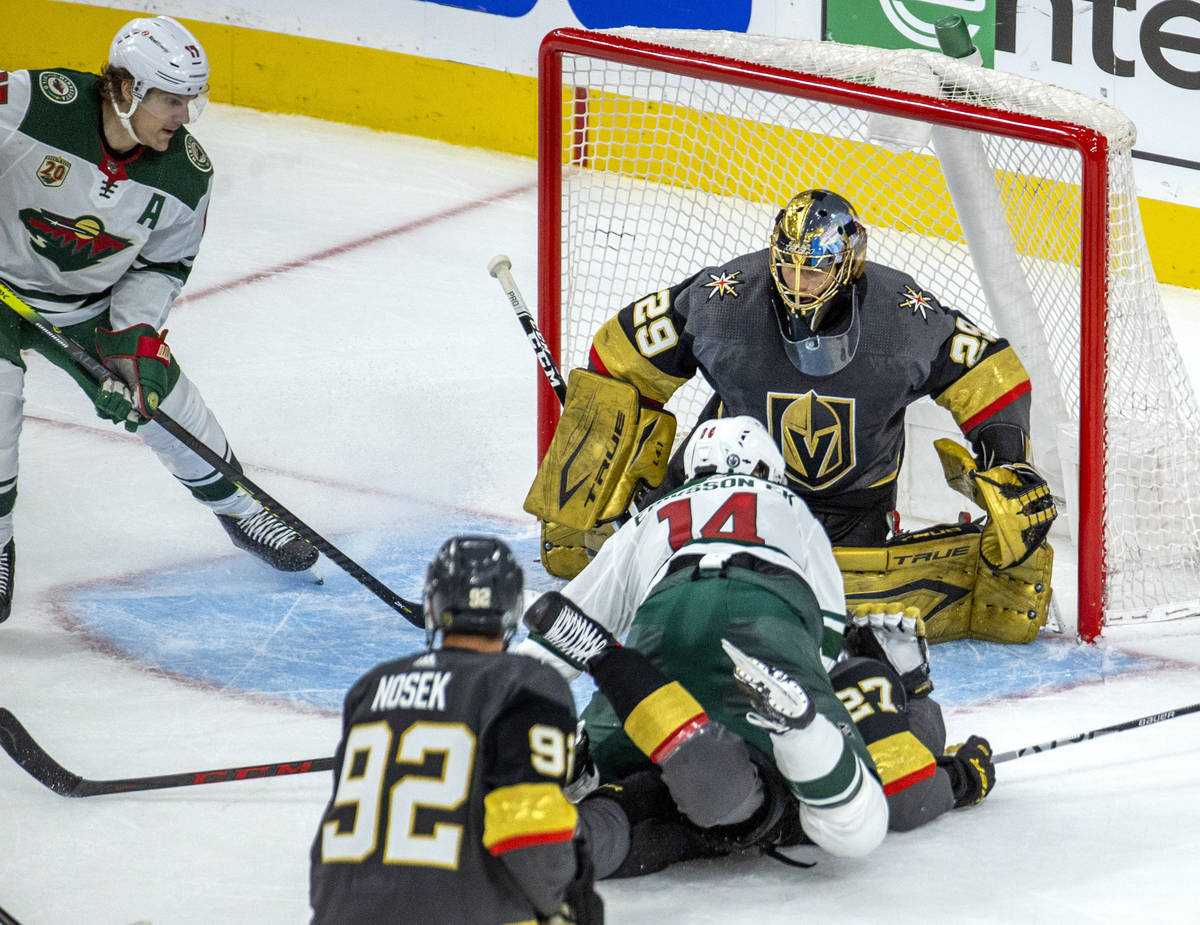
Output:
[{"xmin": 310, "ymin": 646, "xmax": 579, "ymax": 925}]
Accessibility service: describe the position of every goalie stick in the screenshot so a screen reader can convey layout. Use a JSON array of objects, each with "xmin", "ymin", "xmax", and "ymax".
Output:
[
  {"xmin": 993, "ymin": 701, "xmax": 1200, "ymax": 764},
  {"xmin": 0, "ymin": 708, "xmax": 333, "ymax": 797},
  {"xmin": 0, "ymin": 282, "xmax": 422, "ymax": 627},
  {"xmin": 488, "ymin": 254, "xmax": 567, "ymax": 404}
]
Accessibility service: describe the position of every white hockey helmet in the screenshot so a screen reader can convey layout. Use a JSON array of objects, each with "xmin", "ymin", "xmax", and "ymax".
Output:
[
  {"xmin": 109, "ymin": 16, "xmax": 210, "ymax": 119},
  {"xmin": 683, "ymin": 416, "xmax": 786, "ymax": 484}
]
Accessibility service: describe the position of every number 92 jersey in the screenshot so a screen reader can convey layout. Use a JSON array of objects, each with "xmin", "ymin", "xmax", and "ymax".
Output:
[{"xmin": 310, "ymin": 647, "xmax": 579, "ymax": 925}]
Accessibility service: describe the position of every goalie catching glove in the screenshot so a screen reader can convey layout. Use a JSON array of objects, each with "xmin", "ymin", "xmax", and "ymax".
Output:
[
  {"xmin": 94, "ymin": 324, "xmax": 176, "ymax": 430},
  {"xmin": 526, "ymin": 369, "xmax": 675, "ymax": 577},
  {"xmin": 935, "ymin": 438, "xmax": 1057, "ymax": 569}
]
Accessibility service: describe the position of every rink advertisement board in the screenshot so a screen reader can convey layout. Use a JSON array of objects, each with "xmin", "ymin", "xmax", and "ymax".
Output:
[{"xmin": 24, "ymin": 0, "xmax": 1200, "ymax": 282}]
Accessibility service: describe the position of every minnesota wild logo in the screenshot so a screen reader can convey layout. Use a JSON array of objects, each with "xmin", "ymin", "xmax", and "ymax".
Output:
[{"xmin": 18, "ymin": 209, "xmax": 132, "ymax": 272}]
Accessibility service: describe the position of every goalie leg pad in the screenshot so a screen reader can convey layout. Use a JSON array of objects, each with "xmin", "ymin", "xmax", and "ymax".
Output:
[
  {"xmin": 836, "ymin": 523, "xmax": 1054, "ymax": 644},
  {"xmin": 837, "ymin": 524, "xmax": 981, "ymax": 644},
  {"xmin": 970, "ymin": 540, "xmax": 1053, "ymax": 644},
  {"xmin": 539, "ymin": 520, "xmax": 614, "ymax": 580},
  {"xmin": 524, "ymin": 369, "xmax": 641, "ymax": 531},
  {"xmin": 601, "ymin": 406, "xmax": 675, "ymax": 522}
]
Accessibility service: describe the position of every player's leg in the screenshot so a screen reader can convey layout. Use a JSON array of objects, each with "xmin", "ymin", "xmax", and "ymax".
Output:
[
  {"xmin": 137, "ymin": 369, "xmax": 317, "ymax": 571},
  {"xmin": 0, "ymin": 355, "xmax": 23, "ymax": 622},
  {"xmin": 724, "ymin": 640, "xmax": 888, "ymax": 857},
  {"xmin": 526, "ymin": 591, "xmax": 764, "ymax": 829}
]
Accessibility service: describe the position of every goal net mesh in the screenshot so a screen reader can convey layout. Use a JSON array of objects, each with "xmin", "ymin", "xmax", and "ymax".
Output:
[{"xmin": 542, "ymin": 27, "xmax": 1200, "ymax": 637}]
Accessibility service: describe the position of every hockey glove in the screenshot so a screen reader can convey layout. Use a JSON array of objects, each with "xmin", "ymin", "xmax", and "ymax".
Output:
[
  {"xmin": 937, "ymin": 735, "xmax": 995, "ymax": 807},
  {"xmin": 843, "ymin": 604, "xmax": 933, "ymax": 697},
  {"xmin": 935, "ymin": 438, "xmax": 1056, "ymax": 569},
  {"xmin": 91, "ymin": 378, "xmax": 144, "ymax": 432},
  {"xmin": 95, "ymin": 324, "xmax": 173, "ymax": 423}
]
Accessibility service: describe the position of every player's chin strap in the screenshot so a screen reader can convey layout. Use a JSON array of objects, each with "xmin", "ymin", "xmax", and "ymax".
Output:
[{"xmin": 108, "ymin": 93, "xmax": 147, "ymax": 147}]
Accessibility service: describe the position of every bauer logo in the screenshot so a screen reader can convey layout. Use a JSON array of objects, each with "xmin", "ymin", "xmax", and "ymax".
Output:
[{"xmin": 824, "ymin": 0, "xmax": 997, "ymax": 66}]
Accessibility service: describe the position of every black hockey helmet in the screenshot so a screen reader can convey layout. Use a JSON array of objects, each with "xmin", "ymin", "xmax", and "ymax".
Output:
[{"xmin": 424, "ymin": 535, "xmax": 524, "ymax": 646}]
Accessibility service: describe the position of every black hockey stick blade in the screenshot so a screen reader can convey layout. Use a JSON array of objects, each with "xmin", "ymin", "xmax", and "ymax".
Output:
[
  {"xmin": 992, "ymin": 702, "xmax": 1200, "ymax": 764},
  {"xmin": 0, "ymin": 708, "xmax": 334, "ymax": 798},
  {"xmin": 0, "ymin": 903, "xmax": 26, "ymax": 925}
]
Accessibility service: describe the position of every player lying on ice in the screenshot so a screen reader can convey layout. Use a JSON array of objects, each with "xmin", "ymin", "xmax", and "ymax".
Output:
[
  {"xmin": 525, "ymin": 189, "xmax": 1058, "ymax": 645},
  {"xmin": 518, "ymin": 417, "xmax": 995, "ymax": 877}
]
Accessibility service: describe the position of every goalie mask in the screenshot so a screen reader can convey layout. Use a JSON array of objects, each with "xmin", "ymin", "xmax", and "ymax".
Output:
[
  {"xmin": 683, "ymin": 416, "xmax": 786, "ymax": 485},
  {"xmin": 109, "ymin": 16, "xmax": 210, "ymax": 125},
  {"xmin": 424, "ymin": 535, "xmax": 524, "ymax": 647},
  {"xmin": 769, "ymin": 190, "xmax": 867, "ymax": 376}
]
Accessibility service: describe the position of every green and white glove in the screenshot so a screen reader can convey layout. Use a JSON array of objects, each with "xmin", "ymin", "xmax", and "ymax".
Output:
[
  {"xmin": 91, "ymin": 378, "xmax": 143, "ymax": 432},
  {"xmin": 94, "ymin": 324, "xmax": 172, "ymax": 426}
]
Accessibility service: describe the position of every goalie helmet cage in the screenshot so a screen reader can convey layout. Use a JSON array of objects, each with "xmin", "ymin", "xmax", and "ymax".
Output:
[{"xmin": 536, "ymin": 27, "xmax": 1200, "ymax": 643}]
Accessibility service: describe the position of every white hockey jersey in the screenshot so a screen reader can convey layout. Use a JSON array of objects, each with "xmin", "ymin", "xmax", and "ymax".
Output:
[
  {"xmin": 560, "ymin": 473, "xmax": 847, "ymax": 640},
  {"xmin": 0, "ymin": 68, "xmax": 212, "ymax": 329}
]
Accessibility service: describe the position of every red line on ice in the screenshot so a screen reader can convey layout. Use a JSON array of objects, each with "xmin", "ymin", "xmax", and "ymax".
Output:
[{"xmin": 176, "ymin": 180, "xmax": 537, "ymax": 305}]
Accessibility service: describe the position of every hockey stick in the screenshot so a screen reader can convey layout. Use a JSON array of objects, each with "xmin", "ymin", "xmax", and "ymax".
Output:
[
  {"xmin": 0, "ymin": 707, "xmax": 333, "ymax": 797},
  {"xmin": 488, "ymin": 254, "xmax": 567, "ymax": 404},
  {"xmin": 0, "ymin": 282, "xmax": 422, "ymax": 627},
  {"xmin": 993, "ymin": 701, "xmax": 1200, "ymax": 764},
  {"xmin": 0, "ymin": 904, "xmax": 25, "ymax": 925}
]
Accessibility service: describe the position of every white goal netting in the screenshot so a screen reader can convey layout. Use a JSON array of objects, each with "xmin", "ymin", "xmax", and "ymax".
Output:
[{"xmin": 539, "ymin": 27, "xmax": 1200, "ymax": 640}]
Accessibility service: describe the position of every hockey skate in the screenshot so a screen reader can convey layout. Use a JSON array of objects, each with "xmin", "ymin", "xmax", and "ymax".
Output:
[
  {"xmin": 721, "ymin": 639, "xmax": 816, "ymax": 733},
  {"xmin": 523, "ymin": 590, "xmax": 619, "ymax": 671},
  {"xmin": 0, "ymin": 538, "xmax": 13, "ymax": 623},
  {"xmin": 216, "ymin": 508, "xmax": 318, "ymax": 572}
]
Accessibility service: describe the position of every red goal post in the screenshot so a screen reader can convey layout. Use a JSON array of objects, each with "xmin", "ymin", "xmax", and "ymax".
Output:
[{"xmin": 536, "ymin": 27, "xmax": 1200, "ymax": 643}]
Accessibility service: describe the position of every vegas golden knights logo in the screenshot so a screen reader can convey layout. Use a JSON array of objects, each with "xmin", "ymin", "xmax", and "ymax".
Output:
[{"xmin": 768, "ymin": 391, "xmax": 855, "ymax": 490}]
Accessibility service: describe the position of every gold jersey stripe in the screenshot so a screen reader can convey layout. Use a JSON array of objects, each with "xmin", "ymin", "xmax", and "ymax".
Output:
[
  {"xmin": 867, "ymin": 730, "xmax": 937, "ymax": 791},
  {"xmin": 482, "ymin": 782, "xmax": 578, "ymax": 855},
  {"xmin": 623, "ymin": 681, "xmax": 707, "ymax": 761},
  {"xmin": 935, "ymin": 346, "xmax": 1031, "ymax": 432},
  {"xmin": 592, "ymin": 316, "xmax": 690, "ymax": 405}
]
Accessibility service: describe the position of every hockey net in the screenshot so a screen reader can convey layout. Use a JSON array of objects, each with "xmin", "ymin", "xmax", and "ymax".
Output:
[{"xmin": 536, "ymin": 27, "xmax": 1200, "ymax": 642}]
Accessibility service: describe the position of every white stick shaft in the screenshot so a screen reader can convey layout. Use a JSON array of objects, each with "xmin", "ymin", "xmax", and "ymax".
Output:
[{"xmin": 488, "ymin": 255, "xmax": 567, "ymax": 404}]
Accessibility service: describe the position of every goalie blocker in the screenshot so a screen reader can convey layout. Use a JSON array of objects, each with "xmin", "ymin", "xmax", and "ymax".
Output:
[{"xmin": 525, "ymin": 369, "xmax": 675, "ymax": 577}]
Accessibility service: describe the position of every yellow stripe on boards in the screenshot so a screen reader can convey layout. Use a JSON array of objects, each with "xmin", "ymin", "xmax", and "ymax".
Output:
[{"xmin": 8, "ymin": 0, "xmax": 538, "ymax": 156}]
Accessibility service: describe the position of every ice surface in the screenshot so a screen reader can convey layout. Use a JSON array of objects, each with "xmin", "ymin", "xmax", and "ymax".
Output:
[{"xmin": 1, "ymin": 105, "xmax": 1198, "ymax": 925}]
